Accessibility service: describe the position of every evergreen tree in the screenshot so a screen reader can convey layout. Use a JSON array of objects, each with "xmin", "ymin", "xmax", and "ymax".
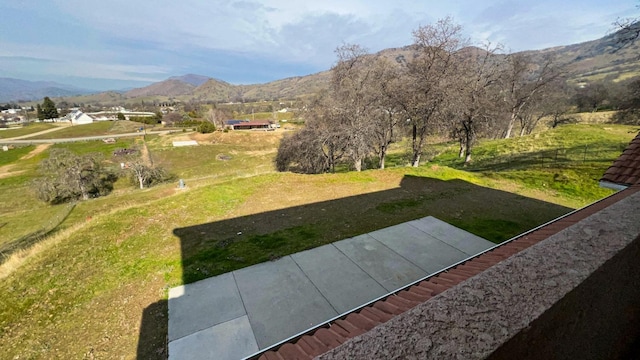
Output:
[
  {"xmin": 41, "ymin": 97, "xmax": 59, "ymax": 119},
  {"xmin": 36, "ymin": 104, "xmax": 45, "ymax": 121}
]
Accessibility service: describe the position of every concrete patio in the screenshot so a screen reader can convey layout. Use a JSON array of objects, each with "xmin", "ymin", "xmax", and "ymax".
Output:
[{"xmin": 168, "ymin": 216, "xmax": 495, "ymax": 360}]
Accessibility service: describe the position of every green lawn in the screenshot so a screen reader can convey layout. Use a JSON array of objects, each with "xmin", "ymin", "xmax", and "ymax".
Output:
[
  {"xmin": 0, "ymin": 145, "xmax": 34, "ymax": 166},
  {"xmin": 53, "ymin": 138, "xmax": 137, "ymax": 156},
  {"xmin": 0, "ymin": 122, "xmax": 636, "ymax": 359},
  {"xmin": 432, "ymin": 124, "xmax": 638, "ymax": 207},
  {"xmin": 27, "ymin": 120, "xmax": 159, "ymax": 139},
  {"xmin": 28, "ymin": 121, "xmax": 115, "ymax": 138},
  {"xmin": 0, "ymin": 123, "xmax": 56, "ymax": 139}
]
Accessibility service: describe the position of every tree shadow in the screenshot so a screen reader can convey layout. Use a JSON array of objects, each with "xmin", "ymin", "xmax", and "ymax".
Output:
[
  {"xmin": 137, "ymin": 174, "xmax": 573, "ymax": 358},
  {"xmin": 440, "ymin": 142, "xmax": 627, "ymax": 172}
]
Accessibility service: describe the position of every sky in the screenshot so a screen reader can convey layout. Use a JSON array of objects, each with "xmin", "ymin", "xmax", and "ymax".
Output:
[{"xmin": 0, "ymin": 0, "xmax": 637, "ymax": 91}]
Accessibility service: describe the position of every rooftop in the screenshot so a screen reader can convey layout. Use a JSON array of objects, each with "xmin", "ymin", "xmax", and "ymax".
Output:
[{"xmin": 601, "ymin": 131, "xmax": 640, "ymax": 188}]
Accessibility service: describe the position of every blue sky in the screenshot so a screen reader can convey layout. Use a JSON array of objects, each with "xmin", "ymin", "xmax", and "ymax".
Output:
[{"xmin": 0, "ymin": 0, "xmax": 636, "ymax": 91}]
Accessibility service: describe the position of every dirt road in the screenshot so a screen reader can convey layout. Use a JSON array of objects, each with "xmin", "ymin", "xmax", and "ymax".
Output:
[{"xmin": 0, "ymin": 144, "xmax": 51, "ymax": 179}]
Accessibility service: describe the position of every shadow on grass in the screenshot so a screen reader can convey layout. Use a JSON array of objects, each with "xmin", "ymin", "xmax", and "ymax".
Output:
[
  {"xmin": 137, "ymin": 300, "xmax": 168, "ymax": 359},
  {"xmin": 438, "ymin": 143, "xmax": 627, "ymax": 172},
  {"xmin": 138, "ymin": 174, "xmax": 572, "ymax": 358}
]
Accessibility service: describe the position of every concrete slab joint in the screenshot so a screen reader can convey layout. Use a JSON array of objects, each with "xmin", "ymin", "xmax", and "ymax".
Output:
[{"xmin": 167, "ymin": 216, "xmax": 494, "ymax": 359}]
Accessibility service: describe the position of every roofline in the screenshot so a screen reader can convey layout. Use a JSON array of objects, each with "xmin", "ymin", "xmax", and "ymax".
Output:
[{"xmin": 242, "ymin": 189, "xmax": 626, "ymax": 360}]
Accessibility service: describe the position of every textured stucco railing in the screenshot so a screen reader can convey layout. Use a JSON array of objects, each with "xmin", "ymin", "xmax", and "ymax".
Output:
[{"xmin": 317, "ymin": 190, "xmax": 640, "ymax": 360}]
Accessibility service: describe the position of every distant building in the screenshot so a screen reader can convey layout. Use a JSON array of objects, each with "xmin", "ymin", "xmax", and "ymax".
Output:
[
  {"xmin": 68, "ymin": 110, "xmax": 94, "ymax": 125},
  {"xmin": 231, "ymin": 121, "xmax": 272, "ymax": 130},
  {"xmin": 86, "ymin": 110, "xmax": 156, "ymax": 121}
]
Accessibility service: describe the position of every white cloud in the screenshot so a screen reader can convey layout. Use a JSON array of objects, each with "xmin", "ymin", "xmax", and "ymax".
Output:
[
  {"xmin": 2, "ymin": 0, "xmax": 638, "ymax": 87},
  {"xmin": 50, "ymin": 0, "xmax": 435, "ymax": 62},
  {"xmin": 0, "ymin": 41, "xmax": 169, "ymax": 82}
]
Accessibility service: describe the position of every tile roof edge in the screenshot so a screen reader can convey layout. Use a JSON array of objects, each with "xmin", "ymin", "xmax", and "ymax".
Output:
[
  {"xmin": 244, "ymin": 187, "xmax": 638, "ymax": 360},
  {"xmin": 599, "ymin": 131, "xmax": 640, "ymax": 186}
]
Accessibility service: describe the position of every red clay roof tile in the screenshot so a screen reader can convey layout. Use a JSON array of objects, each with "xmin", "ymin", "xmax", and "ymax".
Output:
[
  {"xmin": 344, "ymin": 313, "xmax": 377, "ymax": 331},
  {"xmin": 314, "ymin": 328, "xmax": 345, "ymax": 347},
  {"xmin": 297, "ymin": 336, "xmax": 328, "ymax": 356},
  {"xmin": 277, "ymin": 344, "xmax": 307, "ymax": 360},
  {"xmin": 334, "ymin": 319, "xmax": 366, "ymax": 337},
  {"xmin": 601, "ymin": 132, "xmax": 640, "ymax": 186},
  {"xmin": 372, "ymin": 300, "xmax": 404, "ymax": 316}
]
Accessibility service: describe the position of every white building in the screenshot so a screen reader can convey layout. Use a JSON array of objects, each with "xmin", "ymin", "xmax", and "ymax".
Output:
[{"xmin": 68, "ymin": 110, "xmax": 94, "ymax": 125}]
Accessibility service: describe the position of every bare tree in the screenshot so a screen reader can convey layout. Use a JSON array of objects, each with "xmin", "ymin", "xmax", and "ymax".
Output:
[
  {"xmin": 574, "ymin": 81, "xmax": 610, "ymax": 112},
  {"xmin": 372, "ymin": 58, "xmax": 406, "ymax": 169},
  {"xmin": 499, "ymin": 53, "xmax": 561, "ymax": 138},
  {"xmin": 330, "ymin": 44, "xmax": 379, "ymax": 171},
  {"xmin": 205, "ymin": 107, "xmax": 229, "ymax": 129},
  {"xmin": 399, "ymin": 17, "xmax": 466, "ymax": 166},
  {"xmin": 517, "ymin": 77, "xmax": 570, "ymax": 133},
  {"xmin": 127, "ymin": 160, "xmax": 170, "ymax": 189},
  {"xmin": 449, "ymin": 43, "xmax": 503, "ymax": 163},
  {"xmin": 275, "ymin": 123, "xmax": 331, "ymax": 174},
  {"xmin": 612, "ymin": 9, "xmax": 640, "ymax": 50}
]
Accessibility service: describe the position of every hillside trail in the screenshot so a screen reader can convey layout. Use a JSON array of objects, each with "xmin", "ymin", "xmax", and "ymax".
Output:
[
  {"xmin": 140, "ymin": 141, "xmax": 153, "ymax": 166},
  {"xmin": 0, "ymin": 144, "xmax": 51, "ymax": 179}
]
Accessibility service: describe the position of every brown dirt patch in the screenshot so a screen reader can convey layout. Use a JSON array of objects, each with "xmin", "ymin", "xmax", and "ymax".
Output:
[
  {"xmin": 22, "ymin": 144, "xmax": 51, "ymax": 159},
  {"xmin": 0, "ymin": 144, "xmax": 51, "ymax": 178},
  {"xmin": 140, "ymin": 142, "xmax": 153, "ymax": 167},
  {"xmin": 0, "ymin": 168, "xmax": 25, "ymax": 179},
  {"xmin": 208, "ymin": 131, "xmax": 283, "ymax": 145}
]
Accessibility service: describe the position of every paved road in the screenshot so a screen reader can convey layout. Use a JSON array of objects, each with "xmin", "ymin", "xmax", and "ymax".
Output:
[{"xmin": 0, "ymin": 130, "xmax": 178, "ymax": 145}]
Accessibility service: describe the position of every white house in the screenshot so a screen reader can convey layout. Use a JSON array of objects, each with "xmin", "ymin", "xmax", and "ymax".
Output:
[{"xmin": 68, "ymin": 110, "xmax": 94, "ymax": 125}]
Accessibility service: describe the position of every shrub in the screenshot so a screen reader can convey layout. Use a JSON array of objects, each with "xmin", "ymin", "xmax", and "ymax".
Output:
[
  {"xmin": 198, "ymin": 122, "xmax": 216, "ymax": 134},
  {"xmin": 33, "ymin": 149, "xmax": 118, "ymax": 204}
]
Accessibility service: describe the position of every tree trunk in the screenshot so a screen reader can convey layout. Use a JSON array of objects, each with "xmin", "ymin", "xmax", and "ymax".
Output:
[
  {"xmin": 505, "ymin": 112, "xmax": 516, "ymax": 138},
  {"xmin": 458, "ymin": 140, "xmax": 465, "ymax": 158},
  {"xmin": 354, "ymin": 158, "xmax": 362, "ymax": 172},
  {"xmin": 138, "ymin": 175, "xmax": 144, "ymax": 189},
  {"xmin": 79, "ymin": 183, "xmax": 89, "ymax": 200},
  {"xmin": 519, "ymin": 125, "xmax": 526, "ymax": 137},
  {"xmin": 411, "ymin": 124, "xmax": 421, "ymax": 167},
  {"xmin": 379, "ymin": 146, "xmax": 386, "ymax": 170},
  {"xmin": 464, "ymin": 125, "xmax": 473, "ymax": 164},
  {"xmin": 329, "ymin": 146, "xmax": 334, "ymax": 173},
  {"xmin": 411, "ymin": 154, "xmax": 421, "ymax": 167}
]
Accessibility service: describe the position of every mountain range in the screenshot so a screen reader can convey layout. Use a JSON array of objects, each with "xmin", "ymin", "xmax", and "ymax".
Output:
[
  {"xmin": 3, "ymin": 24, "xmax": 640, "ymax": 105},
  {"xmin": 0, "ymin": 78, "xmax": 95, "ymax": 103}
]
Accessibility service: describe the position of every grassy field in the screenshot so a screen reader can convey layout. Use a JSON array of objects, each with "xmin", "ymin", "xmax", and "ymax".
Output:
[
  {"xmin": 0, "ymin": 123, "xmax": 636, "ymax": 359},
  {"xmin": 0, "ymin": 123, "xmax": 56, "ymax": 139},
  {"xmin": 27, "ymin": 120, "xmax": 161, "ymax": 139},
  {"xmin": 242, "ymin": 111, "xmax": 295, "ymax": 122},
  {"xmin": 432, "ymin": 124, "xmax": 637, "ymax": 207}
]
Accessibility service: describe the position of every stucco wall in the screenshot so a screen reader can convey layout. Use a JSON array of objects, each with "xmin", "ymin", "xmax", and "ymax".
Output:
[
  {"xmin": 317, "ymin": 190, "xmax": 640, "ymax": 360},
  {"xmin": 488, "ymin": 234, "xmax": 640, "ymax": 360}
]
